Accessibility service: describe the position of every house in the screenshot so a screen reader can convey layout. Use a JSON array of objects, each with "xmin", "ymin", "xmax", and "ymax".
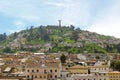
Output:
[
  {"xmin": 89, "ymin": 65, "xmax": 109, "ymax": 80},
  {"xmin": 68, "ymin": 65, "xmax": 89, "ymax": 75},
  {"xmin": 24, "ymin": 59, "xmax": 61, "ymax": 80},
  {"xmin": 107, "ymin": 71, "xmax": 120, "ymax": 80},
  {"xmin": 72, "ymin": 74, "xmax": 97, "ymax": 80}
]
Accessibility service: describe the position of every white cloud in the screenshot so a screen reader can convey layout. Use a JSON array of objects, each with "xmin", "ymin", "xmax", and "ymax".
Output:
[
  {"xmin": 47, "ymin": 0, "xmax": 91, "ymax": 26},
  {"xmin": 88, "ymin": 0, "xmax": 120, "ymax": 38},
  {"xmin": 1, "ymin": 0, "xmax": 120, "ymax": 38},
  {"xmin": 14, "ymin": 20, "xmax": 25, "ymax": 27},
  {"xmin": 8, "ymin": 20, "xmax": 26, "ymax": 33},
  {"xmin": 47, "ymin": 2, "xmax": 66, "ymax": 7},
  {"xmin": 0, "ymin": 0, "xmax": 41, "ymax": 22},
  {"xmin": 21, "ymin": 15, "xmax": 40, "ymax": 22},
  {"xmin": 0, "ymin": 0, "xmax": 91, "ymax": 27}
]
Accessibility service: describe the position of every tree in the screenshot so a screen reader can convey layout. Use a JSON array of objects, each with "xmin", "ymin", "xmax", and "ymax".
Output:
[
  {"xmin": 3, "ymin": 47, "xmax": 11, "ymax": 53},
  {"xmin": 76, "ymin": 27, "xmax": 81, "ymax": 31},
  {"xmin": 115, "ymin": 61, "xmax": 120, "ymax": 71},
  {"xmin": 38, "ymin": 25, "xmax": 43, "ymax": 35},
  {"xmin": 110, "ymin": 60, "xmax": 120, "ymax": 71},
  {"xmin": 115, "ymin": 43, "xmax": 120, "ymax": 53},
  {"xmin": 0, "ymin": 33, "xmax": 7, "ymax": 42},
  {"xmin": 60, "ymin": 54, "xmax": 66, "ymax": 64},
  {"xmin": 14, "ymin": 32, "xmax": 17, "ymax": 38},
  {"xmin": 3, "ymin": 33, "xmax": 7, "ymax": 39},
  {"xmin": 71, "ymin": 31, "xmax": 79, "ymax": 41},
  {"xmin": 95, "ymin": 56, "xmax": 100, "ymax": 59},
  {"xmin": 29, "ymin": 26, "xmax": 34, "ymax": 36},
  {"xmin": 69, "ymin": 25, "xmax": 75, "ymax": 30}
]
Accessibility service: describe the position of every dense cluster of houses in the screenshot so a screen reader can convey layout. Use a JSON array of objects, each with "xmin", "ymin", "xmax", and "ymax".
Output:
[{"xmin": 0, "ymin": 52, "xmax": 120, "ymax": 80}]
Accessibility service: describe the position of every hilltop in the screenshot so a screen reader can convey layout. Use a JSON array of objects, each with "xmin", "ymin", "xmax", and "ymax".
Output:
[{"xmin": 0, "ymin": 25, "xmax": 120, "ymax": 54}]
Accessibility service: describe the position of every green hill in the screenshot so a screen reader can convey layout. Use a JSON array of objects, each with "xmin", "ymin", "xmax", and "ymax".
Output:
[{"xmin": 0, "ymin": 25, "xmax": 120, "ymax": 54}]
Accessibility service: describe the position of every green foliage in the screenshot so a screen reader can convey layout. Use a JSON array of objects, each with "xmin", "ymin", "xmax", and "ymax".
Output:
[
  {"xmin": 49, "ymin": 43, "xmax": 107, "ymax": 54},
  {"xmin": 82, "ymin": 43, "xmax": 107, "ymax": 54},
  {"xmin": 68, "ymin": 47, "xmax": 79, "ymax": 54},
  {"xmin": 1, "ymin": 25, "xmax": 120, "ymax": 54},
  {"xmin": 20, "ymin": 47, "xmax": 37, "ymax": 52},
  {"xmin": 71, "ymin": 30, "xmax": 79, "ymax": 41},
  {"xmin": 115, "ymin": 43, "xmax": 120, "ymax": 53},
  {"xmin": 2, "ymin": 47, "xmax": 19, "ymax": 53},
  {"xmin": 3, "ymin": 47, "xmax": 12, "ymax": 53},
  {"xmin": 105, "ymin": 44, "xmax": 118, "ymax": 53},
  {"xmin": 110, "ymin": 60, "xmax": 120, "ymax": 71},
  {"xmin": 0, "ymin": 33, "xmax": 7, "ymax": 42},
  {"xmin": 65, "ymin": 39, "xmax": 75, "ymax": 43},
  {"xmin": 95, "ymin": 56, "xmax": 100, "ymax": 59},
  {"xmin": 99, "ymin": 35, "xmax": 111, "ymax": 40}
]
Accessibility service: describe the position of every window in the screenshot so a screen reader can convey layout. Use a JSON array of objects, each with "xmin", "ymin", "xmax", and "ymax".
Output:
[
  {"xmin": 61, "ymin": 74, "xmax": 62, "ymax": 77},
  {"xmin": 27, "ymin": 69, "xmax": 29, "ymax": 72},
  {"xmin": 32, "ymin": 75, "xmax": 33, "ymax": 79},
  {"xmin": 44, "ymin": 76, "xmax": 46, "ymax": 78},
  {"xmin": 32, "ymin": 70, "xmax": 34, "ymax": 72},
  {"xmin": 35, "ymin": 75, "xmax": 37, "ymax": 78},
  {"xmin": 44, "ymin": 70, "xmax": 47, "ymax": 73},
  {"xmin": 55, "ymin": 69, "xmax": 57, "ymax": 72},
  {"xmin": 37, "ymin": 69, "xmax": 39, "ymax": 72},
  {"xmin": 40, "ymin": 76, "xmax": 42, "ymax": 78},
  {"xmin": 55, "ymin": 75, "xmax": 57, "ymax": 78},
  {"xmin": 50, "ymin": 75, "xmax": 52, "ymax": 78},
  {"xmin": 67, "ymin": 74, "xmax": 69, "ymax": 77},
  {"xmin": 27, "ymin": 75, "xmax": 29, "ymax": 78},
  {"xmin": 50, "ymin": 70, "xmax": 52, "ymax": 73}
]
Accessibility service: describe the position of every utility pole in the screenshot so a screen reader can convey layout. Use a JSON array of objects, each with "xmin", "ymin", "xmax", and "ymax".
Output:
[{"xmin": 58, "ymin": 20, "xmax": 61, "ymax": 27}]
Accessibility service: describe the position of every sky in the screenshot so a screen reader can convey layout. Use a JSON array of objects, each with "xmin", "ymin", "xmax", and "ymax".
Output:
[{"xmin": 0, "ymin": 0, "xmax": 120, "ymax": 38}]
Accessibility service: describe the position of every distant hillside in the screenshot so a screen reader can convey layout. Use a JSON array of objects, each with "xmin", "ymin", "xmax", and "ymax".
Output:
[{"xmin": 0, "ymin": 25, "xmax": 120, "ymax": 54}]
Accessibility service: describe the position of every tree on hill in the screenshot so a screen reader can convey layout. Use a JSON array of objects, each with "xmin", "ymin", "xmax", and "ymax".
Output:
[
  {"xmin": 14, "ymin": 32, "xmax": 17, "ymax": 38},
  {"xmin": 70, "ymin": 25, "xmax": 75, "ymax": 30},
  {"xmin": 3, "ymin": 47, "xmax": 12, "ymax": 53},
  {"xmin": 71, "ymin": 31, "xmax": 79, "ymax": 41},
  {"xmin": 0, "ymin": 33, "xmax": 7, "ymax": 42}
]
